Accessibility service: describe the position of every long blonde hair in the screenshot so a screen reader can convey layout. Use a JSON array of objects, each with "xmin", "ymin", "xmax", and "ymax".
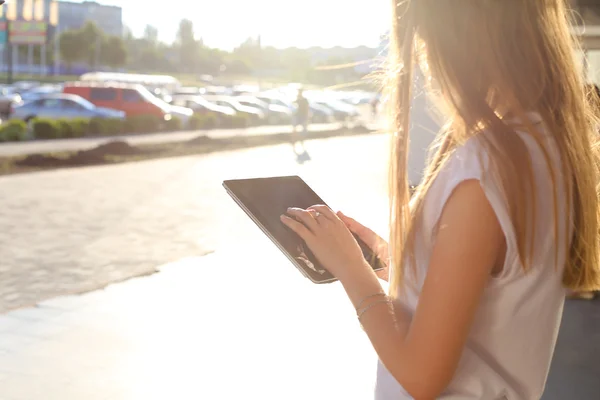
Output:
[{"xmin": 388, "ymin": 0, "xmax": 600, "ymax": 296}]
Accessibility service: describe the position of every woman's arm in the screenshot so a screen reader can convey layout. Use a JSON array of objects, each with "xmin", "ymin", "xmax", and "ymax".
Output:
[
  {"xmin": 342, "ymin": 180, "xmax": 505, "ymax": 399},
  {"xmin": 282, "ymin": 180, "xmax": 505, "ymax": 399},
  {"xmin": 338, "ymin": 212, "xmax": 390, "ymax": 281}
]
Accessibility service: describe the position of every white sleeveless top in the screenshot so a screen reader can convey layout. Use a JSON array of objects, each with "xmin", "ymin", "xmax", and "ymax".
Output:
[{"xmin": 375, "ymin": 117, "xmax": 569, "ymax": 400}]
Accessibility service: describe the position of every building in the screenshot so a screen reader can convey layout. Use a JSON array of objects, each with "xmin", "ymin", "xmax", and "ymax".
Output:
[{"xmin": 57, "ymin": 1, "xmax": 122, "ymax": 37}]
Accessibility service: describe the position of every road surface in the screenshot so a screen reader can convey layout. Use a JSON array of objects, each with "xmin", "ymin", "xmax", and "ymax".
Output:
[{"xmin": 0, "ymin": 133, "xmax": 390, "ymax": 313}]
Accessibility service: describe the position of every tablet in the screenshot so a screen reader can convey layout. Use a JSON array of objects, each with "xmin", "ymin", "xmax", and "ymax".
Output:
[{"xmin": 223, "ymin": 176, "xmax": 386, "ymax": 284}]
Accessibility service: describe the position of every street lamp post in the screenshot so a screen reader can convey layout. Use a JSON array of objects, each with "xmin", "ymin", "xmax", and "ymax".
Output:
[
  {"xmin": 49, "ymin": 0, "xmax": 58, "ymax": 76},
  {"xmin": 4, "ymin": 0, "xmax": 17, "ymax": 84}
]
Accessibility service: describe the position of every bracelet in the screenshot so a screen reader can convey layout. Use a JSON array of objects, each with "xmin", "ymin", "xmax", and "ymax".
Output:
[
  {"xmin": 357, "ymin": 297, "xmax": 391, "ymax": 322},
  {"xmin": 355, "ymin": 292, "xmax": 387, "ymax": 311}
]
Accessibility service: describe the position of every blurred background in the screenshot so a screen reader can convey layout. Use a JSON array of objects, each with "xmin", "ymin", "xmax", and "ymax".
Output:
[{"xmin": 0, "ymin": 1, "xmax": 598, "ymax": 399}]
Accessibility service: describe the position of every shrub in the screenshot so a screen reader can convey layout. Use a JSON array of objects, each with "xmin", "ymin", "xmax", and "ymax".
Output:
[
  {"xmin": 69, "ymin": 118, "xmax": 90, "ymax": 138},
  {"xmin": 202, "ymin": 114, "xmax": 218, "ymax": 129},
  {"xmin": 187, "ymin": 113, "xmax": 218, "ymax": 130},
  {"xmin": 124, "ymin": 115, "xmax": 162, "ymax": 134},
  {"xmin": 164, "ymin": 116, "xmax": 182, "ymax": 131},
  {"xmin": 0, "ymin": 120, "xmax": 27, "ymax": 142},
  {"xmin": 86, "ymin": 118, "xmax": 125, "ymax": 136},
  {"xmin": 102, "ymin": 118, "xmax": 125, "ymax": 135},
  {"xmin": 187, "ymin": 114, "xmax": 203, "ymax": 130},
  {"xmin": 56, "ymin": 120, "xmax": 75, "ymax": 138},
  {"xmin": 32, "ymin": 118, "xmax": 61, "ymax": 139},
  {"xmin": 87, "ymin": 118, "xmax": 106, "ymax": 136},
  {"xmin": 225, "ymin": 114, "xmax": 250, "ymax": 128}
]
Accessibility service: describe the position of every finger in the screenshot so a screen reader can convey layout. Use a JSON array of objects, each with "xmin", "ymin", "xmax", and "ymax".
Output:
[
  {"xmin": 337, "ymin": 211, "xmax": 371, "ymax": 235},
  {"xmin": 337, "ymin": 211, "xmax": 360, "ymax": 229},
  {"xmin": 307, "ymin": 209, "xmax": 320, "ymax": 221},
  {"xmin": 286, "ymin": 207, "xmax": 320, "ymax": 232},
  {"xmin": 308, "ymin": 205, "xmax": 338, "ymax": 221},
  {"xmin": 281, "ymin": 215, "xmax": 314, "ymax": 240}
]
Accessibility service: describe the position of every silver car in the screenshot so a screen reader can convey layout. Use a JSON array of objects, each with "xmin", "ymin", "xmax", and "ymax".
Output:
[{"xmin": 11, "ymin": 94, "xmax": 126, "ymax": 122}]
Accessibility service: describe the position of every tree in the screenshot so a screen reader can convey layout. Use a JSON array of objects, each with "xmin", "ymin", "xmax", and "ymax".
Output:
[
  {"xmin": 176, "ymin": 19, "xmax": 200, "ymax": 72},
  {"xmin": 176, "ymin": 19, "xmax": 195, "ymax": 46},
  {"xmin": 101, "ymin": 36, "xmax": 128, "ymax": 69},
  {"xmin": 144, "ymin": 25, "xmax": 159, "ymax": 46},
  {"xmin": 59, "ymin": 30, "xmax": 86, "ymax": 73},
  {"xmin": 80, "ymin": 21, "xmax": 104, "ymax": 69},
  {"xmin": 138, "ymin": 48, "xmax": 163, "ymax": 71}
]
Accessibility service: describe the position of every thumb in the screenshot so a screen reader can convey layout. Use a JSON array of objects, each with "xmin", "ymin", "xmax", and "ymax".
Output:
[
  {"xmin": 338, "ymin": 211, "xmax": 365, "ymax": 234},
  {"xmin": 337, "ymin": 211, "xmax": 355, "ymax": 226}
]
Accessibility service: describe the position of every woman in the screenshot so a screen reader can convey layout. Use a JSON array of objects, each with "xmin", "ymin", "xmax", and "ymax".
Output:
[
  {"xmin": 568, "ymin": 83, "xmax": 600, "ymax": 301},
  {"xmin": 281, "ymin": 1, "xmax": 600, "ymax": 399}
]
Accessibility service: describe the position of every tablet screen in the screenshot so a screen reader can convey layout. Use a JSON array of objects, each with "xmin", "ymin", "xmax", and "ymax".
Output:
[{"xmin": 224, "ymin": 176, "xmax": 385, "ymax": 283}]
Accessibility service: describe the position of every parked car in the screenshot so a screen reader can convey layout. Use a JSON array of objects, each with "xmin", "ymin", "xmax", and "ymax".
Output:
[
  {"xmin": 172, "ymin": 87, "xmax": 206, "ymax": 96},
  {"xmin": 308, "ymin": 102, "xmax": 336, "ymax": 123},
  {"xmin": 171, "ymin": 95, "xmax": 236, "ymax": 117},
  {"xmin": 0, "ymin": 86, "xmax": 22, "ymax": 117},
  {"xmin": 309, "ymin": 97, "xmax": 359, "ymax": 121},
  {"xmin": 63, "ymin": 82, "xmax": 179, "ymax": 120},
  {"xmin": 237, "ymin": 95, "xmax": 292, "ymax": 124},
  {"xmin": 11, "ymin": 93, "xmax": 125, "ymax": 122},
  {"xmin": 203, "ymin": 95, "xmax": 265, "ymax": 123},
  {"xmin": 19, "ymin": 84, "xmax": 62, "ymax": 102},
  {"xmin": 259, "ymin": 91, "xmax": 334, "ymax": 123},
  {"xmin": 256, "ymin": 94, "xmax": 295, "ymax": 110},
  {"xmin": 12, "ymin": 81, "xmax": 40, "ymax": 92},
  {"xmin": 166, "ymin": 104, "xmax": 194, "ymax": 125}
]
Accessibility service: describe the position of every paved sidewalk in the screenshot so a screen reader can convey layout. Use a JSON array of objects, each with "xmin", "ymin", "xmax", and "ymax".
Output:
[
  {"xmin": 0, "ymin": 122, "xmax": 346, "ymax": 157},
  {"xmin": 0, "ymin": 133, "xmax": 390, "ymax": 313},
  {"xmin": 0, "ymin": 246, "xmax": 379, "ymax": 400},
  {"xmin": 0, "ymin": 245, "xmax": 597, "ymax": 400}
]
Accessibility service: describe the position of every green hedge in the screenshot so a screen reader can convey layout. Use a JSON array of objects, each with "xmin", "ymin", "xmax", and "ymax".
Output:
[
  {"xmin": 88, "ymin": 117, "xmax": 125, "ymax": 136},
  {"xmin": 56, "ymin": 118, "xmax": 89, "ymax": 138},
  {"xmin": 186, "ymin": 113, "xmax": 251, "ymax": 130},
  {"xmin": 0, "ymin": 112, "xmax": 244, "ymax": 142},
  {"xmin": 188, "ymin": 114, "xmax": 218, "ymax": 130},
  {"xmin": 0, "ymin": 120, "xmax": 27, "ymax": 142},
  {"xmin": 32, "ymin": 119, "xmax": 61, "ymax": 139},
  {"xmin": 64, "ymin": 118, "xmax": 89, "ymax": 138},
  {"xmin": 222, "ymin": 114, "xmax": 250, "ymax": 128},
  {"xmin": 124, "ymin": 115, "xmax": 163, "ymax": 134},
  {"xmin": 164, "ymin": 116, "xmax": 183, "ymax": 131}
]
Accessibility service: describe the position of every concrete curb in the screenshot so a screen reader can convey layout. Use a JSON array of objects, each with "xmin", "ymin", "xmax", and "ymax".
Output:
[{"xmin": 0, "ymin": 123, "xmax": 381, "ymax": 158}]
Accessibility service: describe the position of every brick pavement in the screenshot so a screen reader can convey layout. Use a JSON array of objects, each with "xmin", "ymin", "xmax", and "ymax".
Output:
[
  {"xmin": 0, "ymin": 248, "xmax": 597, "ymax": 399},
  {"xmin": 0, "ymin": 134, "xmax": 390, "ymax": 313},
  {"xmin": 0, "ymin": 249, "xmax": 381, "ymax": 400}
]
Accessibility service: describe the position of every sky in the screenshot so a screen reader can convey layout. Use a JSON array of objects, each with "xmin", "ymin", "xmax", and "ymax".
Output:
[{"xmin": 73, "ymin": 0, "xmax": 390, "ymax": 50}]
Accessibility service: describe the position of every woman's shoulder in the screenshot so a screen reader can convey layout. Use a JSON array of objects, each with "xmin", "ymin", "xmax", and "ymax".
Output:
[{"xmin": 434, "ymin": 137, "xmax": 487, "ymax": 190}]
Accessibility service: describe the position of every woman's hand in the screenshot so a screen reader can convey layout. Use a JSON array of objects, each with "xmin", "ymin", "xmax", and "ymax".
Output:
[
  {"xmin": 338, "ymin": 212, "xmax": 390, "ymax": 281},
  {"xmin": 281, "ymin": 205, "xmax": 371, "ymax": 281}
]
